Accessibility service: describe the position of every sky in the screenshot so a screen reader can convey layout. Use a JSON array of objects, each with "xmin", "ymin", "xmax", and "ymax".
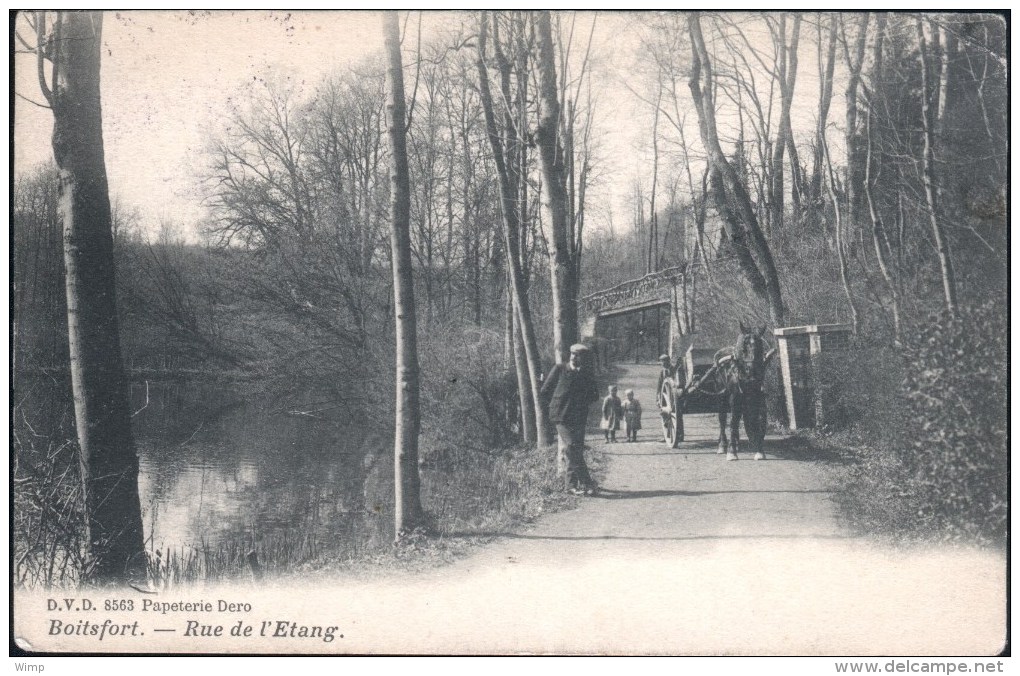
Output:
[
  {"xmin": 12, "ymin": 10, "xmax": 833, "ymax": 241},
  {"xmin": 14, "ymin": 11, "xmax": 396, "ymax": 232},
  {"xmin": 13, "ymin": 11, "xmax": 643, "ymax": 239}
]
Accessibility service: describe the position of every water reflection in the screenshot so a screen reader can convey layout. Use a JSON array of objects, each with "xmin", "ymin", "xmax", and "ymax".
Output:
[{"xmin": 131, "ymin": 381, "xmax": 389, "ymax": 554}]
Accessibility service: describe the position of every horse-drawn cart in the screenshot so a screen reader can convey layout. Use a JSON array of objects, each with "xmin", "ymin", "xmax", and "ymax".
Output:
[
  {"xmin": 659, "ymin": 329, "xmax": 779, "ymax": 458},
  {"xmin": 658, "ymin": 345, "xmax": 725, "ymax": 448}
]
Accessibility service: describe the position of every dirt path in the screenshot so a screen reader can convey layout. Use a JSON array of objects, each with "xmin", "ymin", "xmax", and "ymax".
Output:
[
  {"xmin": 335, "ymin": 364, "xmax": 1002, "ymax": 655},
  {"xmin": 290, "ymin": 364, "xmax": 1002, "ymax": 655}
]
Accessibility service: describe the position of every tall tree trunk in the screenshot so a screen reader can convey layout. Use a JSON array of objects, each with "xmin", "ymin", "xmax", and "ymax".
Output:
[
  {"xmin": 777, "ymin": 13, "xmax": 804, "ymax": 219},
  {"xmin": 823, "ymin": 123, "xmax": 861, "ymax": 334},
  {"xmin": 770, "ymin": 13, "xmax": 802, "ymax": 233},
  {"xmin": 458, "ymin": 106, "xmax": 483, "ymax": 327},
  {"xmin": 477, "ymin": 11, "xmax": 551, "ymax": 446},
  {"xmin": 843, "ymin": 13, "xmax": 869, "ymax": 238},
  {"xmin": 769, "ymin": 15, "xmax": 786, "ymax": 238},
  {"xmin": 504, "ymin": 268, "xmax": 535, "ymax": 443},
  {"xmin": 503, "ymin": 277, "xmax": 513, "ymax": 368},
  {"xmin": 46, "ymin": 11, "xmax": 146, "ymax": 584},
  {"xmin": 648, "ymin": 80, "xmax": 662, "ymax": 273},
  {"xmin": 688, "ymin": 13, "xmax": 784, "ymax": 326},
  {"xmin": 810, "ymin": 13, "xmax": 837, "ymax": 209},
  {"xmin": 535, "ymin": 11, "xmax": 578, "ymax": 365},
  {"xmin": 634, "ymin": 186, "xmax": 645, "ymax": 278},
  {"xmin": 962, "ymin": 22, "xmax": 1003, "ymax": 177},
  {"xmin": 383, "ymin": 12, "xmax": 426, "ymax": 538},
  {"xmin": 863, "ymin": 14, "xmax": 901, "ymax": 342},
  {"xmin": 512, "ymin": 303, "xmax": 536, "ymax": 442},
  {"xmin": 784, "ymin": 14, "xmax": 803, "ymax": 211},
  {"xmin": 916, "ymin": 18, "xmax": 958, "ymax": 317}
]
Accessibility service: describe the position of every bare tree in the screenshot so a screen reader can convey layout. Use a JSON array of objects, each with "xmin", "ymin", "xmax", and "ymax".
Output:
[
  {"xmin": 822, "ymin": 119, "xmax": 861, "ymax": 334},
  {"xmin": 559, "ymin": 14, "xmax": 598, "ymax": 310},
  {"xmin": 688, "ymin": 13, "xmax": 785, "ymax": 326},
  {"xmin": 862, "ymin": 13, "xmax": 901, "ymax": 341},
  {"xmin": 383, "ymin": 11, "xmax": 426, "ymax": 538},
  {"xmin": 767, "ymin": 12, "xmax": 803, "ymax": 230},
  {"xmin": 916, "ymin": 18, "xmax": 958, "ymax": 316},
  {"xmin": 647, "ymin": 79, "xmax": 662, "ymax": 273},
  {"xmin": 841, "ymin": 13, "xmax": 869, "ymax": 233},
  {"xmin": 26, "ymin": 11, "xmax": 147, "ymax": 583},
  {"xmin": 809, "ymin": 12, "xmax": 838, "ymax": 210},
  {"xmin": 536, "ymin": 11, "xmax": 580, "ymax": 363},
  {"xmin": 477, "ymin": 11, "xmax": 551, "ymax": 445}
]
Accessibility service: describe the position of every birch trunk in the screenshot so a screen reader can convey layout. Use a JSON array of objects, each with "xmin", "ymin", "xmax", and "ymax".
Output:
[
  {"xmin": 648, "ymin": 81, "xmax": 662, "ymax": 273},
  {"xmin": 843, "ymin": 13, "xmax": 869, "ymax": 234},
  {"xmin": 810, "ymin": 14, "xmax": 837, "ymax": 208},
  {"xmin": 477, "ymin": 12, "xmax": 551, "ymax": 447},
  {"xmin": 863, "ymin": 14, "xmax": 901, "ymax": 341},
  {"xmin": 383, "ymin": 12, "xmax": 426, "ymax": 538},
  {"xmin": 48, "ymin": 11, "xmax": 146, "ymax": 584},
  {"xmin": 536, "ymin": 11, "xmax": 579, "ymax": 365},
  {"xmin": 770, "ymin": 13, "xmax": 802, "ymax": 231},
  {"xmin": 916, "ymin": 18, "xmax": 958, "ymax": 316},
  {"xmin": 823, "ymin": 126, "xmax": 861, "ymax": 334},
  {"xmin": 512, "ymin": 301, "xmax": 536, "ymax": 443}
]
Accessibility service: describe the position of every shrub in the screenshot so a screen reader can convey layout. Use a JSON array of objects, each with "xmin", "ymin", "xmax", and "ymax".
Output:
[
  {"xmin": 897, "ymin": 301, "xmax": 1007, "ymax": 544},
  {"xmin": 12, "ymin": 380, "xmax": 87, "ymax": 588},
  {"xmin": 814, "ymin": 340, "xmax": 911, "ymax": 438},
  {"xmin": 827, "ymin": 302, "xmax": 1007, "ymax": 546},
  {"xmin": 416, "ymin": 324, "xmax": 521, "ymax": 461}
]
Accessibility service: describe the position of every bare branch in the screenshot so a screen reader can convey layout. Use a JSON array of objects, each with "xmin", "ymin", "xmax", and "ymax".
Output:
[
  {"xmin": 405, "ymin": 11, "xmax": 423, "ymax": 133},
  {"xmin": 14, "ymin": 90, "xmax": 52, "ymax": 110},
  {"xmin": 35, "ymin": 11, "xmax": 53, "ymax": 105},
  {"xmin": 15, "ymin": 28, "xmax": 35, "ymax": 53},
  {"xmin": 50, "ymin": 12, "xmax": 63, "ymax": 103},
  {"xmin": 927, "ymin": 14, "xmax": 1006, "ymax": 71},
  {"xmin": 569, "ymin": 14, "xmax": 597, "ymax": 119}
]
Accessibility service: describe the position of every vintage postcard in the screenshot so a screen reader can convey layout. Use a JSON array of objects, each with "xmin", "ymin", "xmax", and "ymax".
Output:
[{"xmin": 11, "ymin": 10, "xmax": 1008, "ymax": 658}]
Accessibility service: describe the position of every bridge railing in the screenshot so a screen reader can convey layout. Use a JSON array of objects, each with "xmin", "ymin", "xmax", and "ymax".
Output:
[{"xmin": 580, "ymin": 263, "xmax": 692, "ymax": 315}]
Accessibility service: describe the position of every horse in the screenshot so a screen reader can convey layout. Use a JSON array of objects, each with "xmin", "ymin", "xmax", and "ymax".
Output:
[{"xmin": 713, "ymin": 322, "xmax": 770, "ymax": 461}]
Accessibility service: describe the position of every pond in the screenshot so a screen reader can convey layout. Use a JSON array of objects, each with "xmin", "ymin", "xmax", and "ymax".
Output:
[{"xmin": 130, "ymin": 380, "xmax": 393, "ymax": 559}]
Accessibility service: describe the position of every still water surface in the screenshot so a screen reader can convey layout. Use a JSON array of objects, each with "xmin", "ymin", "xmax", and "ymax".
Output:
[{"xmin": 130, "ymin": 381, "xmax": 388, "ymax": 553}]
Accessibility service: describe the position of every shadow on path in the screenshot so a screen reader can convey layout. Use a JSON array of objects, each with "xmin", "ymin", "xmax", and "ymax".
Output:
[
  {"xmin": 762, "ymin": 435, "xmax": 846, "ymax": 463},
  {"xmin": 591, "ymin": 487, "xmax": 833, "ymax": 500},
  {"xmin": 602, "ymin": 435, "xmax": 846, "ymax": 463},
  {"xmin": 603, "ymin": 450, "xmax": 694, "ymax": 457},
  {"xmin": 445, "ymin": 531, "xmax": 851, "ymax": 543}
]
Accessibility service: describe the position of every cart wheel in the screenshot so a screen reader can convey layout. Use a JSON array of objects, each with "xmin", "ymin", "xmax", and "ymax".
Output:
[{"xmin": 660, "ymin": 380, "xmax": 683, "ymax": 448}]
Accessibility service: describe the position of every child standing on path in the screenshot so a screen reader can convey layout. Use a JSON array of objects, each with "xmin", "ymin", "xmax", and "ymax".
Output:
[
  {"xmin": 623, "ymin": 389, "xmax": 642, "ymax": 442},
  {"xmin": 601, "ymin": 385, "xmax": 623, "ymax": 443}
]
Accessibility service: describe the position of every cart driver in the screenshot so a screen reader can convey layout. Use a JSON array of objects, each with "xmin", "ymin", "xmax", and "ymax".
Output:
[{"xmin": 656, "ymin": 353, "xmax": 674, "ymax": 401}]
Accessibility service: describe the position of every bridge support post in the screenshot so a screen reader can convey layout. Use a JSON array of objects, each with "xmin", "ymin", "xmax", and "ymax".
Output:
[
  {"xmin": 774, "ymin": 324, "xmax": 851, "ymax": 429},
  {"xmin": 667, "ymin": 289, "xmax": 684, "ymax": 361}
]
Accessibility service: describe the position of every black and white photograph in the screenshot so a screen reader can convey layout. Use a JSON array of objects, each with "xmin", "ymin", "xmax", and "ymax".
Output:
[{"xmin": 10, "ymin": 10, "xmax": 1008, "ymax": 660}]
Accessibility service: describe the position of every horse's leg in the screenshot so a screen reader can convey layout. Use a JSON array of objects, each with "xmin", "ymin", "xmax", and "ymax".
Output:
[
  {"xmin": 747, "ymin": 396, "xmax": 765, "ymax": 460},
  {"xmin": 717, "ymin": 403, "xmax": 728, "ymax": 455},
  {"xmin": 728, "ymin": 393, "xmax": 741, "ymax": 461}
]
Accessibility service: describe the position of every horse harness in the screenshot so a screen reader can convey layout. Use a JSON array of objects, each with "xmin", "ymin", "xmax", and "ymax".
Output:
[{"xmin": 696, "ymin": 335, "xmax": 768, "ymax": 397}]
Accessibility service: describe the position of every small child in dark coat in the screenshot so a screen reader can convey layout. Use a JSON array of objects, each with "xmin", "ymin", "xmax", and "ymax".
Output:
[
  {"xmin": 601, "ymin": 385, "xmax": 623, "ymax": 443},
  {"xmin": 623, "ymin": 389, "xmax": 642, "ymax": 442}
]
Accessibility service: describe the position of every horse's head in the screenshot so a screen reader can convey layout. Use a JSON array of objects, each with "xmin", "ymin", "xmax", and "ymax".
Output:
[
  {"xmin": 735, "ymin": 322, "xmax": 767, "ymax": 363},
  {"xmin": 731, "ymin": 322, "xmax": 768, "ymax": 389}
]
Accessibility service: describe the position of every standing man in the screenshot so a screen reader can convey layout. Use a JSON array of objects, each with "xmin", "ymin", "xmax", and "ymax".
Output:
[
  {"xmin": 542, "ymin": 343, "xmax": 600, "ymax": 495},
  {"xmin": 656, "ymin": 353, "xmax": 675, "ymax": 399}
]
